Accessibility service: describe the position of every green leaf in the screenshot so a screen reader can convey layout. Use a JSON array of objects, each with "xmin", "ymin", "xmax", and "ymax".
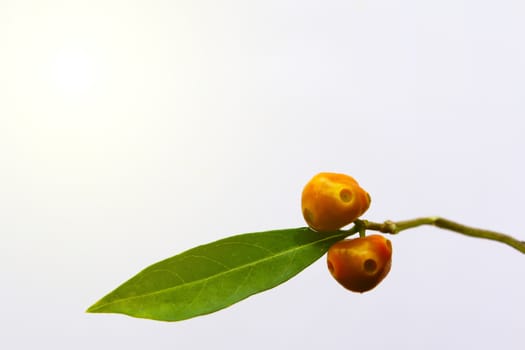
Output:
[{"xmin": 87, "ymin": 227, "xmax": 349, "ymax": 322}]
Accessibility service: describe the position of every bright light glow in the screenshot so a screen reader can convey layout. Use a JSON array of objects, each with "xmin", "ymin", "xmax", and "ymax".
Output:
[{"xmin": 50, "ymin": 47, "xmax": 95, "ymax": 94}]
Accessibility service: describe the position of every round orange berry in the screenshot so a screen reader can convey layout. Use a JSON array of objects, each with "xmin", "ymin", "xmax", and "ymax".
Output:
[
  {"xmin": 301, "ymin": 172, "xmax": 371, "ymax": 232},
  {"xmin": 327, "ymin": 235, "xmax": 392, "ymax": 293}
]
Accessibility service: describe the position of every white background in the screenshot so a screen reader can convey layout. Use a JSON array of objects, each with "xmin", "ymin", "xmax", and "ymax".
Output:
[{"xmin": 1, "ymin": 1, "xmax": 525, "ymax": 349}]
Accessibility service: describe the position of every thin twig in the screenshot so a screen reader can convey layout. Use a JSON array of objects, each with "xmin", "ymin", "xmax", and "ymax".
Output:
[{"xmin": 356, "ymin": 217, "xmax": 525, "ymax": 254}]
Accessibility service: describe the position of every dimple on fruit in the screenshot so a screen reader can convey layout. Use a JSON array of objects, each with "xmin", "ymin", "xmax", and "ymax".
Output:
[
  {"xmin": 327, "ymin": 235, "xmax": 392, "ymax": 293},
  {"xmin": 301, "ymin": 172, "xmax": 371, "ymax": 232}
]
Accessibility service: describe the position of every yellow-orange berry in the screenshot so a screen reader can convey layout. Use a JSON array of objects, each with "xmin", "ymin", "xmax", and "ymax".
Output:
[
  {"xmin": 301, "ymin": 172, "xmax": 371, "ymax": 232},
  {"xmin": 327, "ymin": 235, "xmax": 392, "ymax": 293}
]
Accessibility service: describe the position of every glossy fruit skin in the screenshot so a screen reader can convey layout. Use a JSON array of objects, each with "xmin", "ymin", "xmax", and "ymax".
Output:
[
  {"xmin": 302, "ymin": 172, "xmax": 371, "ymax": 232},
  {"xmin": 327, "ymin": 235, "xmax": 392, "ymax": 293}
]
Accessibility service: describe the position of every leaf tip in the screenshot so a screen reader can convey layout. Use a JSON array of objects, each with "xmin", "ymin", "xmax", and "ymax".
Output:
[
  {"xmin": 85, "ymin": 305, "xmax": 96, "ymax": 313},
  {"xmin": 85, "ymin": 300, "xmax": 105, "ymax": 314}
]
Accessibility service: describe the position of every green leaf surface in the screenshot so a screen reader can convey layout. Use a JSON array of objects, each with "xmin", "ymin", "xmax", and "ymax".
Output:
[{"xmin": 87, "ymin": 227, "xmax": 349, "ymax": 321}]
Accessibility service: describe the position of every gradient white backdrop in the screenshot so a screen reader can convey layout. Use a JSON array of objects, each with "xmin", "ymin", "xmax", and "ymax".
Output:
[{"xmin": 1, "ymin": 1, "xmax": 525, "ymax": 349}]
